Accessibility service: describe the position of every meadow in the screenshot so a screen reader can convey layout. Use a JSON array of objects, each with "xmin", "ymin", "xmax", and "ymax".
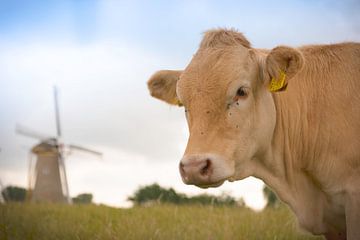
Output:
[{"xmin": 0, "ymin": 203, "xmax": 324, "ymax": 240}]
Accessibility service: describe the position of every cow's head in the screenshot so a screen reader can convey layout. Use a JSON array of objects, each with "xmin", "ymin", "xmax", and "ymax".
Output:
[{"xmin": 148, "ymin": 29, "xmax": 304, "ymax": 188}]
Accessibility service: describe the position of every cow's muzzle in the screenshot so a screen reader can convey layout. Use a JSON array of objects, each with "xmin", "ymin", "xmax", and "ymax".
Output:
[{"xmin": 179, "ymin": 154, "xmax": 233, "ymax": 188}]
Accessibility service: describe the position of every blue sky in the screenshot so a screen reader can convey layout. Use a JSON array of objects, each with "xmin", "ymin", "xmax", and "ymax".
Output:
[
  {"xmin": 1, "ymin": 1, "xmax": 359, "ymax": 50},
  {"xmin": 0, "ymin": 0, "xmax": 359, "ymax": 208}
]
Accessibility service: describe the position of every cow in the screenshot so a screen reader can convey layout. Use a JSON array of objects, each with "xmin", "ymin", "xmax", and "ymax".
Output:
[{"xmin": 147, "ymin": 29, "xmax": 360, "ymax": 240}]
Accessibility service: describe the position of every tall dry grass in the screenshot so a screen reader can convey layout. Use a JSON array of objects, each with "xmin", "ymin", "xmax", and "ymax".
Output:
[{"xmin": 0, "ymin": 203, "xmax": 323, "ymax": 240}]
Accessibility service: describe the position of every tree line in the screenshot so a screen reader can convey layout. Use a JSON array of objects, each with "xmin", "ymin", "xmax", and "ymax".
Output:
[
  {"xmin": 127, "ymin": 183, "xmax": 244, "ymax": 207},
  {"xmin": 1, "ymin": 183, "xmax": 280, "ymax": 208},
  {"xmin": 1, "ymin": 186, "xmax": 92, "ymax": 204}
]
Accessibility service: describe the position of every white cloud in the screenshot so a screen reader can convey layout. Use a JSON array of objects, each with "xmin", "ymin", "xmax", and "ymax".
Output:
[{"xmin": 0, "ymin": 39, "xmax": 186, "ymax": 157}]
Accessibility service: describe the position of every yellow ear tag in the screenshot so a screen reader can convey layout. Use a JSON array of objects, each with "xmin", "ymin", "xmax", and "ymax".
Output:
[{"xmin": 269, "ymin": 70, "xmax": 287, "ymax": 92}]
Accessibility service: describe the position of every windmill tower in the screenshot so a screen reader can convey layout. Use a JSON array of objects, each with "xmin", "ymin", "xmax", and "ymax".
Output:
[{"xmin": 16, "ymin": 87, "xmax": 102, "ymax": 203}]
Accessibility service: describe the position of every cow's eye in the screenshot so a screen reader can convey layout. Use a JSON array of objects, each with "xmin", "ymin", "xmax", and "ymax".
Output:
[
  {"xmin": 237, "ymin": 87, "xmax": 247, "ymax": 97},
  {"xmin": 234, "ymin": 87, "xmax": 248, "ymax": 101}
]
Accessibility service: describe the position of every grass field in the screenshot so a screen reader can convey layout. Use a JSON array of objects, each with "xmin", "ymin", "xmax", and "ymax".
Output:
[{"xmin": 0, "ymin": 203, "xmax": 324, "ymax": 240}]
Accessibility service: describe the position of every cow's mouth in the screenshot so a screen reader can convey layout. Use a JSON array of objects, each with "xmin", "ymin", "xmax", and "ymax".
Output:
[{"xmin": 196, "ymin": 179, "xmax": 226, "ymax": 189}]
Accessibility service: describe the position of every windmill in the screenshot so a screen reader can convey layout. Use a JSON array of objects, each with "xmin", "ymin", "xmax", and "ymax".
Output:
[{"xmin": 16, "ymin": 87, "xmax": 102, "ymax": 203}]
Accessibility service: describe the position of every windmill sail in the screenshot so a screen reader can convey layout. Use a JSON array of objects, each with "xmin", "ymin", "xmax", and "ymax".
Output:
[
  {"xmin": 54, "ymin": 86, "xmax": 62, "ymax": 138},
  {"xmin": 16, "ymin": 124, "xmax": 52, "ymax": 141},
  {"xmin": 58, "ymin": 149, "xmax": 71, "ymax": 203},
  {"xmin": 68, "ymin": 144, "xmax": 102, "ymax": 157}
]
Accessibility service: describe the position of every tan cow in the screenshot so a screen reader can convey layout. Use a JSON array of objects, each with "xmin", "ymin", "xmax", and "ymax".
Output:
[{"xmin": 147, "ymin": 29, "xmax": 360, "ymax": 240}]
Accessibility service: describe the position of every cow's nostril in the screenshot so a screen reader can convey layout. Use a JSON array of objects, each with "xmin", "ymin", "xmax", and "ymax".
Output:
[{"xmin": 200, "ymin": 159, "xmax": 211, "ymax": 176}]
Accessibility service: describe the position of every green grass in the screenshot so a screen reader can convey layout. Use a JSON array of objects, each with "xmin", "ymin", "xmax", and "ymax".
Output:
[{"xmin": 0, "ymin": 203, "xmax": 323, "ymax": 240}]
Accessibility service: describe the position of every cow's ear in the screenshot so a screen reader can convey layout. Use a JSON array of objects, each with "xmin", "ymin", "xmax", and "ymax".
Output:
[
  {"xmin": 265, "ymin": 46, "xmax": 304, "ymax": 92},
  {"xmin": 147, "ymin": 70, "xmax": 183, "ymax": 106}
]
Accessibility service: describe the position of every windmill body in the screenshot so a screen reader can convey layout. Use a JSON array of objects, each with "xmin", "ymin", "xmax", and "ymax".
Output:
[
  {"xmin": 17, "ymin": 87, "xmax": 102, "ymax": 204},
  {"xmin": 30, "ymin": 141, "xmax": 68, "ymax": 203}
]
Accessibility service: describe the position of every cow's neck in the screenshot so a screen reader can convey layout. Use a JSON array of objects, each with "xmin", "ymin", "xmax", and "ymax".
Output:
[
  {"xmin": 253, "ymin": 90, "xmax": 311, "ymax": 193},
  {"xmin": 252, "ymin": 89, "xmax": 329, "ymax": 233}
]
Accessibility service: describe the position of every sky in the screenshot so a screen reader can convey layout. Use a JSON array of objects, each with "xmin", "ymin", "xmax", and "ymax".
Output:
[{"xmin": 0, "ymin": 0, "xmax": 359, "ymax": 209}]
